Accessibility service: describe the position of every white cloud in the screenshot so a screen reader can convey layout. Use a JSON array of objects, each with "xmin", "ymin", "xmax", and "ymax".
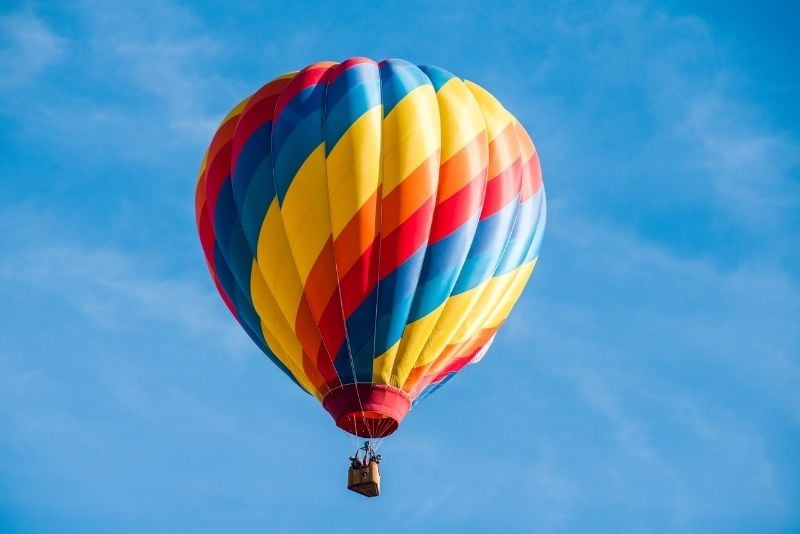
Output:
[
  {"xmin": 82, "ymin": 0, "xmax": 236, "ymax": 142},
  {"xmin": 3, "ymin": 0, "xmax": 243, "ymax": 161},
  {"xmin": 3, "ymin": 242, "xmax": 250, "ymax": 354},
  {"xmin": 0, "ymin": 9, "xmax": 66, "ymax": 88},
  {"xmin": 503, "ymin": 203, "xmax": 798, "ymax": 523},
  {"xmin": 0, "ymin": 205, "xmax": 251, "ymax": 360}
]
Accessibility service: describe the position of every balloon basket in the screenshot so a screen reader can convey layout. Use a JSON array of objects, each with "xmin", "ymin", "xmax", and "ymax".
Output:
[{"xmin": 347, "ymin": 461, "xmax": 380, "ymax": 497}]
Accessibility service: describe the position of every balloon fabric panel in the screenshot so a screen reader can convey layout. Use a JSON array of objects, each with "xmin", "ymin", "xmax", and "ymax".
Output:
[{"xmin": 196, "ymin": 57, "xmax": 546, "ymax": 437}]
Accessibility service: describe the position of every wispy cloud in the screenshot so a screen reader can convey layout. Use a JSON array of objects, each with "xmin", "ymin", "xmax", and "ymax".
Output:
[
  {"xmin": 0, "ymin": 9, "xmax": 66, "ymax": 88},
  {"xmin": 677, "ymin": 92, "xmax": 800, "ymax": 232},
  {"xmin": 3, "ymin": 0, "xmax": 240, "ymax": 162},
  {"xmin": 519, "ymin": 2, "xmax": 800, "ymax": 261},
  {"xmin": 80, "ymin": 0, "xmax": 238, "ymax": 141},
  {"xmin": 503, "ymin": 203, "xmax": 798, "ymax": 525},
  {"xmin": 0, "ymin": 207, "xmax": 250, "ymax": 358}
]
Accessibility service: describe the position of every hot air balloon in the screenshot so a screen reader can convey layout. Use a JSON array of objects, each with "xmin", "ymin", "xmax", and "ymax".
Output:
[{"xmin": 195, "ymin": 57, "xmax": 546, "ymax": 496}]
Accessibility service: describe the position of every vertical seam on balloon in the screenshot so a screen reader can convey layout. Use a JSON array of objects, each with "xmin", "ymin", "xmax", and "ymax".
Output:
[
  {"xmin": 201, "ymin": 132, "xmax": 305, "ymax": 391},
  {"xmin": 322, "ymin": 68, "xmax": 356, "ymax": 375},
  {"xmin": 399, "ymin": 77, "xmax": 490, "ymax": 394},
  {"xmin": 228, "ymin": 87, "xmax": 327, "ymax": 398},
  {"xmin": 404, "ymin": 89, "xmax": 522, "ymax": 398},
  {"xmin": 372, "ymin": 63, "xmax": 384, "ymax": 390},
  {"xmin": 269, "ymin": 66, "xmax": 346, "ymax": 393},
  {"xmin": 415, "ymin": 116, "xmax": 526, "ymax": 396},
  {"xmin": 385, "ymin": 70, "xmax": 442, "ymax": 389},
  {"xmin": 372, "ymin": 64, "xmax": 388, "ymax": 438},
  {"xmin": 321, "ymin": 62, "xmax": 373, "ymax": 439}
]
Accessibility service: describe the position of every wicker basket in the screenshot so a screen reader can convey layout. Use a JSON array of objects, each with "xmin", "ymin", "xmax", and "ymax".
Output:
[{"xmin": 347, "ymin": 462, "xmax": 380, "ymax": 497}]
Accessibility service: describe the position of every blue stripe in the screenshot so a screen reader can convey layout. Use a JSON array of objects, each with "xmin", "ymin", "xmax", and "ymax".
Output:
[
  {"xmin": 373, "ymin": 245, "xmax": 427, "ymax": 356},
  {"xmin": 495, "ymin": 193, "xmax": 542, "ymax": 275},
  {"xmin": 379, "ymin": 59, "xmax": 430, "ymax": 116},
  {"xmin": 324, "ymin": 77, "xmax": 381, "ymax": 155},
  {"xmin": 214, "ymin": 178, "xmax": 253, "ymax": 290},
  {"xmin": 419, "ymin": 65, "xmax": 456, "ymax": 92},
  {"xmin": 333, "ymin": 287, "xmax": 377, "ymax": 384},
  {"xmin": 413, "ymin": 372, "xmax": 456, "ymax": 405},
  {"xmin": 272, "ymin": 84, "xmax": 327, "ymax": 154},
  {"xmin": 407, "ymin": 214, "xmax": 480, "ymax": 321},
  {"xmin": 272, "ymin": 109, "xmax": 324, "ymax": 202},
  {"xmin": 453, "ymin": 200, "xmax": 519, "ymax": 294},
  {"xmin": 326, "ymin": 62, "xmax": 379, "ymax": 112},
  {"xmin": 232, "ymin": 122, "xmax": 276, "ymax": 251},
  {"xmin": 232, "ymin": 121, "xmax": 271, "ymax": 201},
  {"xmin": 525, "ymin": 191, "xmax": 547, "ymax": 263},
  {"xmin": 212, "ymin": 210, "xmax": 301, "ymax": 390}
]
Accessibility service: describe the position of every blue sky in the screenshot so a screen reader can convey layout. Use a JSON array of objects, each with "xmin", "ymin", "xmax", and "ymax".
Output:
[{"xmin": 1, "ymin": 1, "xmax": 798, "ymax": 532}]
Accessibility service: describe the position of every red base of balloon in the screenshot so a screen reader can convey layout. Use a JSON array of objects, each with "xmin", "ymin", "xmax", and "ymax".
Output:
[{"xmin": 322, "ymin": 384, "xmax": 412, "ymax": 438}]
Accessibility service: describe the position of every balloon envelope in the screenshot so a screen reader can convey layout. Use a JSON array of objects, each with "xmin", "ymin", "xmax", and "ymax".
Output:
[{"xmin": 195, "ymin": 57, "xmax": 546, "ymax": 438}]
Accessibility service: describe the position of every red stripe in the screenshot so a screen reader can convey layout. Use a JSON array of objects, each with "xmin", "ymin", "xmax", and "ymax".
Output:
[
  {"xmin": 429, "ymin": 169, "xmax": 486, "ymax": 243},
  {"xmin": 195, "ymin": 170, "xmax": 207, "ymax": 226},
  {"xmin": 329, "ymin": 57, "xmax": 373, "ymax": 82},
  {"xmin": 317, "ymin": 295, "xmax": 347, "ymax": 365},
  {"xmin": 207, "ymin": 115, "xmax": 238, "ymax": 166},
  {"xmin": 204, "ymin": 164, "xmax": 231, "ymax": 225},
  {"xmin": 273, "ymin": 63, "xmax": 335, "ymax": 120},
  {"xmin": 480, "ymin": 157, "xmax": 521, "ymax": 220},
  {"xmin": 302, "ymin": 355, "xmax": 331, "ymax": 396},
  {"xmin": 231, "ymin": 75, "xmax": 294, "ymax": 166},
  {"xmin": 295, "ymin": 299, "xmax": 339, "ymax": 385},
  {"xmin": 406, "ymin": 324, "xmax": 500, "ymax": 395},
  {"xmin": 379, "ymin": 196, "xmax": 436, "ymax": 277},
  {"xmin": 212, "ymin": 275, "xmax": 238, "ymax": 321},
  {"xmin": 316, "ymin": 193, "xmax": 437, "ymax": 339},
  {"xmin": 302, "ymin": 239, "xmax": 348, "ymax": 368},
  {"xmin": 197, "ymin": 209, "xmax": 216, "ymax": 270},
  {"xmin": 337, "ymin": 236, "xmax": 380, "ymax": 316},
  {"xmin": 428, "ymin": 354, "xmax": 473, "ymax": 385},
  {"xmin": 231, "ymin": 95, "xmax": 279, "ymax": 168},
  {"xmin": 520, "ymin": 151, "xmax": 543, "ymax": 202},
  {"xmin": 204, "ymin": 116, "xmax": 239, "ymax": 209}
]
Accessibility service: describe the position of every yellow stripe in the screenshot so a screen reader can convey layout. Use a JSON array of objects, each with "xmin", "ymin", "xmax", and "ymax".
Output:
[
  {"xmin": 250, "ymin": 262, "xmax": 321, "ymax": 399},
  {"xmin": 381, "ymin": 84, "xmax": 440, "ymax": 196},
  {"xmin": 437, "ymin": 78, "xmax": 486, "ymax": 162},
  {"xmin": 386, "ymin": 79, "xmax": 489, "ymax": 382},
  {"xmin": 197, "ymin": 150, "xmax": 208, "ymax": 177},
  {"xmin": 372, "ymin": 340, "xmax": 401, "ymax": 385},
  {"xmin": 398, "ymin": 278, "xmax": 489, "ymax": 371},
  {"xmin": 464, "ymin": 81, "xmax": 514, "ymax": 141},
  {"xmin": 223, "ymin": 96, "xmax": 251, "ymax": 122},
  {"xmin": 326, "ymin": 106, "xmax": 383, "ymax": 238},
  {"xmin": 482, "ymin": 260, "xmax": 536, "ymax": 329},
  {"xmin": 278, "ymin": 143, "xmax": 332, "ymax": 282},
  {"xmin": 256, "ymin": 200, "xmax": 304, "ymax": 329},
  {"xmin": 390, "ymin": 302, "xmax": 448, "ymax": 384},
  {"xmin": 448, "ymin": 267, "xmax": 526, "ymax": 345},
  {"xmin": 403, "ymin": 261, "xmax": 536, "ymax": 389},
  {"xmin": 515, "ymin": 122, "xmax": 535, "ymax": 162},
  {"xmin": 275, "ymin": 71, "xmax": 299, "ymax": 81}
]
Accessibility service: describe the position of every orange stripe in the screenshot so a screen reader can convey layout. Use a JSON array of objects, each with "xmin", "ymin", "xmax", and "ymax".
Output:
[
  {"xmin": 404, "ymin": 325, "xmax": 499, "ymax": 393},
  {"xmin": 294, "ymin": 299, "xmax": 338, "ymax": 386},
  {"xmin": 304, "ymin": 237, "xmax": 339, "ymax": 319},
  {"xmin": 195, "ymin": 168, "xmax": 207, "ymax": 224},
  {"xmin": 332, "ymin": 187, "xmax": 379, "ymax": 276},
  {"xmin": 436, "ymin": 131, "xmax": 488, "ymax": 203},
  {"xmin": 486, "ymin": 123, "xmax": 520, "ymax": 180},
  {"xmin": 381, "ymin": 151, "xmax": 439, "ymax": 235},
  {"xmin": 207, "ymin": 117, "xmax": 240, "ymax": 177}
]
